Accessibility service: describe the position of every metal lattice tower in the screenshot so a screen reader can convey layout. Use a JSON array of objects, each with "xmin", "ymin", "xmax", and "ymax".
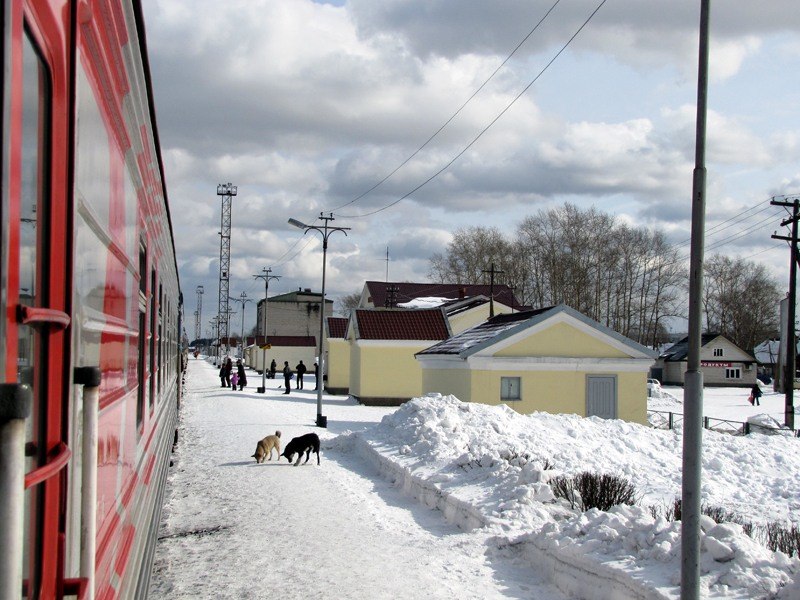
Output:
[
  {"xmin": 216, "ymin": 182, "xmax": 237, "ymax": 358},
  {"xmin": 194, "ymin": 285, "xmax": 204, "ymax": 341}
]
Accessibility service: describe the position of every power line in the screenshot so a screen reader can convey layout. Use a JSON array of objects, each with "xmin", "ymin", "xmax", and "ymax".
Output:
[
  {"xmin": 338, "ymin": 0, "xmax": 609, "ymax": 219},
  {"xmin": 328, "ymin": 0, "xmax": 563, "ymax": 214}
]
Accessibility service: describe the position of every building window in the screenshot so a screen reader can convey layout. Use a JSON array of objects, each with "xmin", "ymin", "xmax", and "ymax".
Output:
[
  {"xmin": 725, "ymin": 368, "xmax": 741, "ymax": 380},
  {"xmin": 501, "ymin": 377, "xmax": 521, "ymax": 401},
  {"xmin": 713, "ymin": 348, "xmax": 724, "ymax": 357}
]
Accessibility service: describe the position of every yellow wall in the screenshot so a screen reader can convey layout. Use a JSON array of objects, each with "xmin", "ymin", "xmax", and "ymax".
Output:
[
  {"xmin": 427, "ymin": 368, "xmax": 647, "ymax": 424},
  {"xmin": 421, "ymin": 366, "xmax": 472, "ymax": 402},
  {"xmin": 495, "ymin": 322, "xmax": 630, "ymax": 358},
  {"xmin": 449, "ymin": 303, "xmax": 513, "ymax": 334},
  {"xmin": 351, "ymin": 343, "xmax": 432, "ymax": 400},
  {"xmin": 327, "ymin": 338, "xmax": 350, "ymax": 392}
]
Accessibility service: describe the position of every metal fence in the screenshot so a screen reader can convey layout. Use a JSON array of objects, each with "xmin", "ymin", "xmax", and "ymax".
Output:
[{"xmin": 648, "ymin": 410, "xmax": 800, "ymax": 437}]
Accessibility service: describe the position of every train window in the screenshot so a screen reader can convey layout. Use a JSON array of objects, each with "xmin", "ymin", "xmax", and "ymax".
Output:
[
  {"xmin": 149, "ymin": 268, "xmax": 156, "ymax": 410},
  {"xmin": 19, "ymin": 26, "xmax": 51, "ymax": 595},
  {"xmin": 136, "ymin": 241, "xmax": 146, "ymax": 429}
]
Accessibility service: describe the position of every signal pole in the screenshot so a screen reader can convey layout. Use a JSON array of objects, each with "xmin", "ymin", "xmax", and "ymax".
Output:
[
  {"xmin": 216, "ymin": 182, "xmax": 237, "ymax": 363},
  {"xmin": 254, "ymin": 268, "xmax": 281, "ymax": 393},
  {"xmin": 771, "ymin": 195, "xmax": 799, "ymax": 430}
]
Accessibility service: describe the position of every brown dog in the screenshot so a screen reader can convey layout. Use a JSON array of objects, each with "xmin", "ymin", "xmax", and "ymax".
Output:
[{"xmin": 252, "ymin": 430, "xmax": 281, "ymax": 463}]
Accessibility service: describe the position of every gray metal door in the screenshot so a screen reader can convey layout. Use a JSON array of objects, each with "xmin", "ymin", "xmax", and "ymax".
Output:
[{"xmin": 587, "ymin": 376, "xmax": 617, "ymax": 419}]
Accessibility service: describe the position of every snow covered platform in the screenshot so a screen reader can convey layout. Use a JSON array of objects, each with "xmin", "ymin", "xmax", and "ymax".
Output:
[{"xmin": 149, "ymin": 358, "xmax": 800, "ymax": 599}]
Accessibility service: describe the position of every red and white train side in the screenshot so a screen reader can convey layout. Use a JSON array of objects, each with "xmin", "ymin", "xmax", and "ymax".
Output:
[{"xmin": 1, "ymin": 1, "xmax": 181, "ymax": 598}]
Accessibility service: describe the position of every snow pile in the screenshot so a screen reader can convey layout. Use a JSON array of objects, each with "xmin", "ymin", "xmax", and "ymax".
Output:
[
  {"xmin": 397, "ymin": 296, "xmax": 450, "ymax": 308},
  {"xmin": 350, "ymin": 394, "xmax": 800, "ymax": 598}
]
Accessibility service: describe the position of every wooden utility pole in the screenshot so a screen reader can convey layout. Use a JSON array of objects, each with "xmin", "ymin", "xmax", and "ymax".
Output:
[
  {"xmin": 771, "ymin": 195, "xmax": 799, "ymax": 429},
  {"xmin": 482, "ymin": 262, "xmax": 504, "ymax": 318}
]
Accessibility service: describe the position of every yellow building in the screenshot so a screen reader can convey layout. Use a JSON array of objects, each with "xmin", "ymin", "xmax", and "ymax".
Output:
[
  {"xmin": 348, "ymin": 308, "xmax": 451, "ymax": 405},
  {"xmin": 416, "ymin": 305, "xmax": 657, "ymax": 424},
  {"xmin": 325, "ymin": 317, "xmax": 350, "ymax": 394}
]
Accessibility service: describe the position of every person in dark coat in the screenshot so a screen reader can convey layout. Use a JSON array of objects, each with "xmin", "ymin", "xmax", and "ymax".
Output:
[
  {"xmin": 295, "ymin": 360, "xmax": 307, "ymax": 389},
  {"xmin": 750, "ymin": 383, "xmax": 762, "ymax": 406},
  {"xmin": 282, "ymin": 361, "xmax": 292, "ymax": 394},
  {"xmin": 224, "ymin": 357, "xmax": 233, "ymax": 388},
  {"xmin": 269, "ymin": 359, "xmax": 277, "ymax": 379},
  {"xmin": 237, "ymin": 360, "xmax": 247, "ymax": 391},
  {"xmin": 314, "ymin": 361, "xmax": 319, "ymax": 390},
  {"xmin": 219, "ymin": 363, "xmax": 227, "ymax": 387}
]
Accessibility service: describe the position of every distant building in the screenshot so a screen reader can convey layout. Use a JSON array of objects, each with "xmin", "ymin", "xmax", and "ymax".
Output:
[
  {"xmin": 653, "ymin": 333, "xmax": 757, "ymax": 387},
  {"xmin": 255, "ymin": 288, "xmax": 334, "ymax": 342},
  {"xmin": 358, "ymin": 281, "xmax": 526, "ymax": 311}
]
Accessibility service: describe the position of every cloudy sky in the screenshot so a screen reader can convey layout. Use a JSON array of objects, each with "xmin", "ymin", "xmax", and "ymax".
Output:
[{"xmin": 140, "ymin": 0, "xmax": 800, "ymax": 338}]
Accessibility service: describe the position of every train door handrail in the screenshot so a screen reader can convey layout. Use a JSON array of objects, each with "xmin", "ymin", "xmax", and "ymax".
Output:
[{"xmin": 24, "ymin": 442, "xmax": 72, "ymax": 489}]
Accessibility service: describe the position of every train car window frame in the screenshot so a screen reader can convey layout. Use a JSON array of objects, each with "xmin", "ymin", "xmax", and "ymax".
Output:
[
  {"xmin": 136, "ymin": 240, "xmax": 147, "ymax": 429},
  {"xmin": 19, "ymin": 23, "xmax": 53, "ymax": 598}
]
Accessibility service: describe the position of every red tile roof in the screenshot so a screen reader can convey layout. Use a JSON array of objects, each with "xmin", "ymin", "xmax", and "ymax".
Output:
[
  {"xmin": 354, "ymin": 308, "xmax": 450, "ymax": 341},
  {"xmin": 262, "ymin": 335, "xmax": 316, "ymax": 347},
  {"xmin": 326, "ymin": 317, "xmax": 349, "ymax": 339}
]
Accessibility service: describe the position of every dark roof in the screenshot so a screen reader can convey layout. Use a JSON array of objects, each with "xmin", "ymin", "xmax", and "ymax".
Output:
[
  {"xmin": 365, "ymin": 281, "xmax": 526, "ymax": 310},
  {"xmin": 417, "ymin": 304, "xmax": 658, "ymax": 359},
  {"xmin": 417, "ymin": 308, "xmax": 552, "ymax": 355},
  {"xmin": 268, "ymin": 290, "xmax": 333, "ymax": 304},
  {"xmin": 261, "ymin": 335, "xmax": 316, "ymax": 347},
  {"xmin": 326, "ymin": 317, "xmax": 349, "ymax": 339},
  {"xmin": 353, "ymin": 308, "xmax": 450, "ymax": 341},
  {"xmin": 659, "ymin": 333, "xmax": 720, "ymax": 361}
]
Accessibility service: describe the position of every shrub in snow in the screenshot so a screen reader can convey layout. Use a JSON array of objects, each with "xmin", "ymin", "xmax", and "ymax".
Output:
[{"xmin": 551, "ymin": 471, "xmax": 638, "ymax": 512}]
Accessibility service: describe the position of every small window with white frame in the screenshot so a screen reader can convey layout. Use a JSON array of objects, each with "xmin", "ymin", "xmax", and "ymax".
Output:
[
  {"xmin": 713, "ymin": 348, "xmax": 724, "ymax": 357},
  {"xmin": 725, "ymin": 368, "xmax": 741, "ymax": 380},
  {"xmin": 501, "ymin": 377, "xmax": 521, "ymax": 401}
]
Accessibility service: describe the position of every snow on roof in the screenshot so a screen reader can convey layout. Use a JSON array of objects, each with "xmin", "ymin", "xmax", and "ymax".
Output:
[{"xmin": 397, "ymin": 296, "xmax": 450, "ymax": 309}]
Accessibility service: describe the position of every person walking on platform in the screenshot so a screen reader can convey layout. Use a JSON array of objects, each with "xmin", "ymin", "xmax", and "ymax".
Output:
[
  {"xmin": 237, "ymin": 359, "xmax": 247, "ymax": 391},
  {"xmin": 269, "ymin": 358, "xmax": 277, "ymax": 379},
  {"xmin": 295, "ymin": 360, "xmax": 307, "ymax": 389},
  {"xmin": 282, "ymin": 361, "xmax": 292, "ymax": 394},
  {"xmin": 314, "ymin": 361, "xmax": 319, "ymax": 390}
]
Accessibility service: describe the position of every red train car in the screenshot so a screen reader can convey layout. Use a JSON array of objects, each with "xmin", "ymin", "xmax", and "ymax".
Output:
[{"xmin": 1, "ymin": 1, "xmax": 182, "ymax": 598}]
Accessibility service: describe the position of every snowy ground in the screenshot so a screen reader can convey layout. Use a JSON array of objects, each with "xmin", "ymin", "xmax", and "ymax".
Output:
[{"xmin": 149, "ymin": 359, "xmax": 800, "ymax": 599}]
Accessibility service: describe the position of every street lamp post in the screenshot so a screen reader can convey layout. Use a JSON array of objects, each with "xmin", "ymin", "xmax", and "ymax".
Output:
[
  {"xmin": 254, "ymin": 267, "xmax": 281, "ymax": 393},
  {"xmin": 229, "ymin": 291, "xmax": 253, "ymax": 359},
  {"xmin": 288, "ymin": 213, "xmax": 350, "ymax": 428}
]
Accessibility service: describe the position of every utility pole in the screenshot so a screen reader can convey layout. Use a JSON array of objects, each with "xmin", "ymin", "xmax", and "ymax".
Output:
[
  {"xmin": 682, "ymin": 2, "xmax": 710, "ymax": 598},
  {"xmin": 385, "ymin": 284, "xmax": 399, "ymax": 308},
  {"xmin": 385, "ymin": 247, "xmax": 390, "ymax": 282},
  {"xmin": 209, "ymin": 316, "xmax": 219, "ymax": 365},
  {"xmin": 229, "ymin": 292, "xmax": 253, "ymax": 359},
  {"xmin": 254, "ymin": 267, "xmax": 281, "ymax": 393},
  {"xmin": 771, "ymin": 195, "xmax": 799, "ymax": 430},
  {"xmin": 482, "ymin": 262, "xmax": 504, "ymax": 318},
  {"xmin": 216, "ymin": 182, "xmax": 237, "ymax": 363}
]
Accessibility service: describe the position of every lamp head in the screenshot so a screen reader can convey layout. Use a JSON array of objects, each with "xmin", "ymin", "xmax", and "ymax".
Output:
[{"xmin": 288, "ymin": 218, "xmax": 307, "ymax": 229}]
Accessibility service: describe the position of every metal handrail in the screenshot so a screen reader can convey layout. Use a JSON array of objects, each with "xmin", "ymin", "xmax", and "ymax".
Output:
[
  {"xmin": 648, "ymin": 409, "xmax": 799, "ymax": 437},
  {"xmin": 24, "ymin": 441, "xmax": 71, "ymax": 489}
]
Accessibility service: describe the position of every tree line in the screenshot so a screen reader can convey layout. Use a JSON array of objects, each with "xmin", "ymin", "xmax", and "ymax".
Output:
[{"xmin": 428, "ymin": 204, "xmax": 781, "ymax": 352}]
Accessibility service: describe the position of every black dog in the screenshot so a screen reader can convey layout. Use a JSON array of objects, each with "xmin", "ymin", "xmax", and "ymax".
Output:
[{"xmin": 281, "ymin": 433, "xmax": 320, "ymax": 466}]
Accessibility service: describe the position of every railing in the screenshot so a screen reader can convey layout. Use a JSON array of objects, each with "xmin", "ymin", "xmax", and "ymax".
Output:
[{"xmin": 648, "ymin": 410, "xmax": 800, "ymax": 437}]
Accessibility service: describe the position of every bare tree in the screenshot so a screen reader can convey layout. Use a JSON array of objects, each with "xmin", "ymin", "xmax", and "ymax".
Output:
[
  {"xmin": 703, "ymin": 254, "xmax": 780, "ymax": 352},
  {"xmin": 335, "ymin": 290, "xmax": 362, "ymax": 316}
]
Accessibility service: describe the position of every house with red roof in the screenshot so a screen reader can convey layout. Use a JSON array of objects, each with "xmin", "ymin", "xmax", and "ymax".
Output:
[
  {"xmin": 346, "ymin": 308, "xmax": 451, "ymax": 405},
  {"xmin": 359, "ymin": 281, "xmax": 526, "ymax": 311}
]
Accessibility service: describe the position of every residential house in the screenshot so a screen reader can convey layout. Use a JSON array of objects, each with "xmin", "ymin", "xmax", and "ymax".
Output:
[
  {"xmin": 653, "ymin": 333, "xmax": 757, "ymax": 386},
  {"xmin": 416, "ymin": 305, "xmax": 657, "ymax": 424},
  {"xmin": 348, "ymin": 308, "xmax": 451, "ymax": 405},
  {"xmin": 358, "ymin": 281, "xmax": 526, "ymax": 311}
]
